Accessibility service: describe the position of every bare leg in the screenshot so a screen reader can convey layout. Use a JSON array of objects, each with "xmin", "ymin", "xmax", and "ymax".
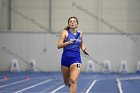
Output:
[
  {"xmin": 69, "ymin": 63, "xmax": 81, "ymax": 93},
  {"xmin": 61, "ymin": 65, "xmax": 70, "ymax": 86}
]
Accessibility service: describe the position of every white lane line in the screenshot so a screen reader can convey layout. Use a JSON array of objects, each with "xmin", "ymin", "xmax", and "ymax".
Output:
[
  {"xmin": 117, "ymin": 79, "xmax": 123, "ymax": 93},
  {"xmin": 119, "ymin": 77, "xmax": 140, "ymax": 80},
  {"xmin": 50, "ymin": 84, "xmax": 65, "ymax": 93},
  {"xmin": 0, "ymin": 79, "xmax": 27, "ymax": 88},
  {"xmin": 85, "ymin": 80, "xmax": 97, "ymax": 93},
  {"xmin": 14, "ymin": 79, "xmax": 52, "ymax": 93},
  {"xmin": 40, "ymin": 82, "xmax": 62, "ymax": 93}
]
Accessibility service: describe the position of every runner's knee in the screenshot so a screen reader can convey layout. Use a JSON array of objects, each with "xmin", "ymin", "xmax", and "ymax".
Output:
[{"xmin": 70, "ymin": 78, "xmax": 77, "ymax": 84}]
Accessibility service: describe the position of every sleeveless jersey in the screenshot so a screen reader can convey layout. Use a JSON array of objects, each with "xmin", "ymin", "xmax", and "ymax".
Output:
[{"xmin": 62, "ymin": 30, "xmax": 81, "ymax": 57}]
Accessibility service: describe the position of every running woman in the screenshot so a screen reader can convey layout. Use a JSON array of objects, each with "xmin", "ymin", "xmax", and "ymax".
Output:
[{"xmin": 57, "ymin": 16, "xmax": 89, "ymax": 93}]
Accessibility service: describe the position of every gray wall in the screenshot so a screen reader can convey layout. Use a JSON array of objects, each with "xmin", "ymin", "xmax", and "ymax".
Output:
[
  {"xmin": 0, "ymin": 0, "xmax": 140, "ymax": 72},
  {"xmin": 1, "ymin": 0, "xmax": 140, "ymax": 33},
  {"xmin": 0, "ymin": 0, "xmax": 9, "ymax": 30},
  {"xmin": 0, "ymin": 33, "xmax": 140, "ymax": 72},
  {"xmin": 0, "ymin": 0, "xmax": 1, "ymax": 16}
]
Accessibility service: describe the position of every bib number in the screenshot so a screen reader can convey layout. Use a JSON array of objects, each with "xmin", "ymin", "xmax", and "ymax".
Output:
[{"xmin": 76, "ymin": 63, "xmax": 81, "ymax": 69}]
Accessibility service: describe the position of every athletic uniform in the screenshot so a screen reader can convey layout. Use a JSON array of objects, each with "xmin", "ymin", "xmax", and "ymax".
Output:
[{"xmin": 61, "ymin": 30, "xmax": 82, "ymax": 68}]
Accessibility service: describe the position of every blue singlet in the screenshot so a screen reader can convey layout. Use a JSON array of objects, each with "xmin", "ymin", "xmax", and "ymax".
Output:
[{"xmin": 61, "ymin": 30, "xmax": 82, "ymax": 67}]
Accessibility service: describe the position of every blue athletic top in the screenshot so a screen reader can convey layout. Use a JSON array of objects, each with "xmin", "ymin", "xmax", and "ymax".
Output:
[{"xmin": 62, "ymin": 30, "xmax": 81, "ymax": 57}]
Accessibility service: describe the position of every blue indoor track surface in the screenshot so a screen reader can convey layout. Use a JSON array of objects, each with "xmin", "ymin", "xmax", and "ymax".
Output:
[{"xmin": 0, "ymin": 72, "xmax": 140, "ymax": 93}]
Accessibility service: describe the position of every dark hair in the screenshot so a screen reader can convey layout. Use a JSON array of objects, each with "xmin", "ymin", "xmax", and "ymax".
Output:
[{"xmin": 64, "ymin": 16, "xmax": 79, "ymax": 30}]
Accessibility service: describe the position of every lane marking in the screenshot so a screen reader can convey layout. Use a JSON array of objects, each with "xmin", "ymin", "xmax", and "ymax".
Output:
[
  {"xmin": 14, "ymin": 79, "xmax": 52, "ymax": 93},
  {"xmin": 119, "ymin": 77, "xmax": 140, "ymax": 80},
  {"xmin": 85, "ymin": 80, "xmax": 97, "ymax": 93},
  {"xmin": 40, "ymin": 82, "xmax": 63, "ymax": 93},
  {"xmin": 117, "ymin": 79, "xmax": 123, "ymax": 93},
  {"xmin": 50, "ymin": 84, "xmax": 65, "ymax": 93},
  {"xmin": 0, "ymin": 79, "xmax": 27, "ymax": 88}
]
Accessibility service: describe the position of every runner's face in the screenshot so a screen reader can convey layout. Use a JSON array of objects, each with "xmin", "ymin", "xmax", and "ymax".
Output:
[{"xmin": 69, "ymin": 18, "xmax": 78, "ymax": 29}]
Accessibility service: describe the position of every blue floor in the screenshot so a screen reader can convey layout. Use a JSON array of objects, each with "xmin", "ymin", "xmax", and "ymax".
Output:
[{"xmin": 0, "ymin": 72, "xmax": 140, "ymax": 93}]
